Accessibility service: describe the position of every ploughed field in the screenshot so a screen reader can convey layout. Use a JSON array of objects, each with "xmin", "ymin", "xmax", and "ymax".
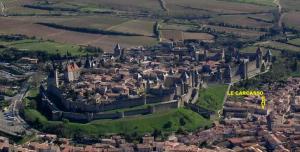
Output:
[{"xmin": 0, "ymin": 0, "xmax": 286, "ymax": 53}]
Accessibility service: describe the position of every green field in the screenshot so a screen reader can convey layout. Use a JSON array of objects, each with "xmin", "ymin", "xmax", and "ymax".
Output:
[
  {"xmin": 196, "ymin": 84, "xmax": 228, "ymax": 112},
  {"xmin": 288, "ymin": 38, "xmax": 300, "ymax": 46},
  {"xmin": 24, "ymin": 108, "xmax": 211, "ymax": 138},
  {"xmin": 0, "ymin": 39, "xmax": 84, "ymax": 55},
  {"xmin": 110, "ymin": 20, "xmax": 155, "ymax": 36},
  {"xmin": 257, "ymin": 41, "xmax": 300, "ymax": 52}
]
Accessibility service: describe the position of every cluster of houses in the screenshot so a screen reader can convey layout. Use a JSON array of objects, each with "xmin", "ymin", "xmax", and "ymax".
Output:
[
  {"xmin": 177, "ymin": 77, "xmax": 300, "ymax": 152},
  {"xmin": 0, "ymin": 133, "xmax": 236, "ymax": 152},
  {"xmin": 44, "ymin": 41, "xmax": 272, "ymax": 122}
]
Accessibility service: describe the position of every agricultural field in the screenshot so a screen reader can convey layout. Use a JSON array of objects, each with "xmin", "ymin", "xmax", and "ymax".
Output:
[
  {"xmin": 281, "ymin": 0, "xmax": 300, "ymax": 11},
  {"xmin": 256, "ymin": 41, "xmax": 300, "ymax": 52},
  {"xmin": 241, "ymin": 40, "xmax": 300, "ymax": 54},
  {"xmin": 283, "ymin": 11, "xmax": 300, "ymax": 30},
  {"xmin": 165, "ymin": 0, "xmax": 274, "ymax": 15},
  {"xmin": 0, "ymin": 0, "xmax": 283, "ymax": 53},
  {"xmin": 202, "ymin": 25, "xmax": 266, "ymax": 39},
  {"xmin": 0, "ymin": 16, "xmax": 158, "ymax": 52},
  {"xmin": 217, "ymin": 0, "xmax": 275, "ymax": 7},
  {"xmin": 160, "ymin": 30, "xmax": 214, "ymax": 42},
  {"xmin": 11, "ymin": 15, "xmax": 130, "ymax": 30},
  {"xmin": 0, "ymin": 39, "xmax": 83, "ymax": 55},
  {"xmin": 209, "ymin": 14, "xmax": 274, "ymax": 28},
  {"xmin": 160, "ymin": 30, "xmax": 184, "ymax": 41},
  {"xmin": 183, "ymin": 32, "xmax": 215, "ymax": 42},
  {"xmin": 1, "ymin": 0, "xmax": 50, "ymax": 15},
  {"xmin": 83, "ymin": 35, "xmax": 158, "ymax": 51},
  {"xmin": 32, "ymin": 0, "xmax": 165, "ymax": 13},
  {"xmin": 109, "ymin": 20, "xmax": 155, "ymax": 36},
  {"xmin": 288, "ymin": 38, "xmax": 300, "ymax": 46},
  {"xmin": 160, "ymin": 23, "xmax": 196, "ymax": 31}
]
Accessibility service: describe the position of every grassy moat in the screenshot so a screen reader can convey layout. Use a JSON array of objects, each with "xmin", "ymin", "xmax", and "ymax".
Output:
[
  {"xmin": 196, "ymin": 84, "xmax": 229, "ymax": 112},
  {"xmin": 22, "ymin": 87, "xmax": 213, "ymax": 139}
]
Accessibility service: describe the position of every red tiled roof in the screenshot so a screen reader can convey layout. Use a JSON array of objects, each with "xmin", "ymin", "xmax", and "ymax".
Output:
[{"xmin": 67, "ymin": 62, "xmax": 80, "ymax": 72}]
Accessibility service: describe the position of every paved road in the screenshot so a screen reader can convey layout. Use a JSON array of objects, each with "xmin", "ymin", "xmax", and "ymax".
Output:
[
  {"xmin": 0, "ymin": 111, "xmax": 24, "ymax": 136},
  {"xmin": 0, "ymin": 76, "xmax": 39, "ymax": 136}
]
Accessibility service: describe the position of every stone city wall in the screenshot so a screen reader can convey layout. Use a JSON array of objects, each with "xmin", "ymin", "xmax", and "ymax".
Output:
[
  {"xmin": 47, "ymin": 85, "xmax": 174, "ymax": 113},
  {"xmin": 41, "ymin": 86, "xmax": 180, "ymax": 122}
]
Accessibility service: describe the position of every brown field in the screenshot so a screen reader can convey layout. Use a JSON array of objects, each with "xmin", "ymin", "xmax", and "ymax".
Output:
[
  {"xmin": 209, "ymin": 14, "xmax": 273, "ymax": 28},
  {"xmin": 57, "ymin": 0, "xmax": 164, "ymax": 12},
  {"xmin": 202, "ymin": 25, "xmax": 266, "ymax": 39},
  {"xmin": 283, "ymin": 11, "xmax": 300, "ymax": 30},
  {"xmin": 0, "ymin": 17, "xmax": 157, "ymax": 51},
  {"xmin": 160, "ymin": 30, "xmax": 214, "ymax": 42},
  {"xmin": 281, "ymin": 0, "xmax": 300, "ymax": 11},
  {"xmin": 160, "ymin": 30, "xmax": 183, "ymax": 41},
  {"xmin": 160, "ymin": 23, "xmax": 196, "ymax": 31},
  {"xmin": 2, "ymin": 0, "xmax": 299, "ymax": 55},
  {"xmin": 2, "ymin": 0, "xmax": 49, "ymax": 15},
  {"xmin": 183, "ymin": 32, "xmax": 214, "ymax": 42},
  {"xmin": 110, "ymin": 20, "xmax": 155, "ymax": 36},
  {"xmin": 247, "ymin": 13, "xmax": 274, "ymax": 22},
  {"xmin": 165, "ymin": 0, "xmax": 273, "ymax": 15},
  {"xmin": 10, "ymin": 15, "xmax": 129, "ymax": 30}
]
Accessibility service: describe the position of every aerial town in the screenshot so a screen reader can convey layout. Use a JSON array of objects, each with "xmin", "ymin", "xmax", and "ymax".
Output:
[{"xmin": 1, "ymin": 0, "xmax": 300, "ymax": 151}]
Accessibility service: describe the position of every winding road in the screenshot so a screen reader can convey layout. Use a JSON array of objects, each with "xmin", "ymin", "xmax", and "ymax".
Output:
[{"xmin": 274, "ymin": 0, "xmax": 284, "ymax": 28}]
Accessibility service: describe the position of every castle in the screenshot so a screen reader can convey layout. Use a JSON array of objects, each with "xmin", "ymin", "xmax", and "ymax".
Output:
[{"xmin": 43, "ymin": 42, "xmax": 272, "ymax": 122}]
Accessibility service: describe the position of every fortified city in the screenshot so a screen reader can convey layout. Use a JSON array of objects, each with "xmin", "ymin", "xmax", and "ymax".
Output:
[{"xmin": 0, "ymin": 0, "xmax": 300, "ymax": 151}]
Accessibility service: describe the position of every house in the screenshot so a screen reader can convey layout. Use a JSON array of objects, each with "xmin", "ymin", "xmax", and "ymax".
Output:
[
  {"xmin": 19, "ymin": 57, "xmax": 38, "ymax": 64},
  {"xmin": 64, "ymin": 62, "xmax": 80, "ymax": 82}
]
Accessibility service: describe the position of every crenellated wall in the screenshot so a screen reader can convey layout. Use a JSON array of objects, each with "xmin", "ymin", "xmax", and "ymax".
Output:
[
  {"xmin": 47, "ymin": 84, "xmax": 175, "ymax": 113},
  {"xmin": 40, "ymin": 86, "xmax": 180, "ymax": 122}
]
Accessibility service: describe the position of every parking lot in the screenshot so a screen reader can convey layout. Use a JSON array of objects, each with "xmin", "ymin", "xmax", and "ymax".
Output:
[{"xmin": 0, "ymin": 108, "xmax": 25, "ymax": 135}]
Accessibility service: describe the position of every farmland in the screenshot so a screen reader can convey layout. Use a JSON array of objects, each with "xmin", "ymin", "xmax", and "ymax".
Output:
[
  {"xmin": 183, "ymin": 32, "xmax": 215, "ymax": 42},
  {"xmin": 209, "ymin": 15, "xmax": 273, "ymax": 28},
  {"xmin": 109, "ymin": 20, "xmax": 155, "ymax": 36},
  {"xmin": 165, "ymin": 0, "xmax": 273, "ymax": 14},
  {"xmin": 0, "ymin": 39, "xmax": 83, "ymax": 55},
  {"xmin": 0, "ymin": 0, "xmax": 284, "ymax": 54},
  {"xmin": 0, "ymin": 16, "xmax": 158, "ymax": 52},
  {"xmin": 283, "ymin": 11, "xmax": 300, "ymax": 30},
  {"xmin": 288, "ymin": 38, "xmax": 300, "ymax": 46},
  {"xmin": 256, "ymin": 41, "xmax": 300, "ymax": 53},
  {"xmin": 218, "ymin": 0, "xmax": 275, "ymax": 7},
  {"xmin": 202, "ymin": 25, "xmax": 266, "ymax": 39}
]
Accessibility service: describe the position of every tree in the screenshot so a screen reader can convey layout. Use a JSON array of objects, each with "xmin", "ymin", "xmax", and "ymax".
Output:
[
  {"xmin": 62, "ymin": 118, "xmax": 69, "ymax": 124},
  {"xmin": 163, "ymin": 121, "xmax": 172, "ymax": 129},
  {"xmin": 152, "ymin": 129, "xmax": 162, "ymax": 139},
  {"xmin": 179, "ymin": 117, "xmax": 186, "ymax": 126},
  {"xmin": 291, "ymin": 59, "xmax": 298, "ymax": 72}
]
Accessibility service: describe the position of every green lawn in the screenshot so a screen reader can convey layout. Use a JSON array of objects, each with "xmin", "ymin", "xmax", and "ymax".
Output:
[
  {"xmin": 196, "ymin": 84, "xmax": 228, "ymax": 112},
  {"xmin": 0, "ymin": 39, "xmax": 83, "ymax": 55},
  {"xmin": 23, "ymin": 108, "xmax": 211, "ymax": 138}
]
